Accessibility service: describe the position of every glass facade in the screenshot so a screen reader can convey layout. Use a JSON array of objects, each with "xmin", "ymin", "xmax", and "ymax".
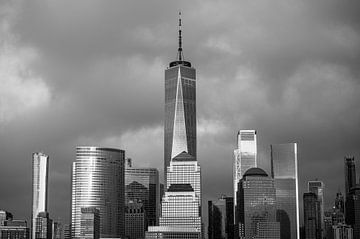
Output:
[
  {"xmin": 164, "ymin": 63, "xmax": 196, "ymax": 183},
  {"xmin": 270, "ymin": 143, "xmax": 299, "ymax": 239},
  {"xmin": 125, "ymin": 163, "xmax": 160, "ymax": 227},
  {"xmin": 32, "ymin": 152, "xmax": 49, "ymax": 239},
  {"xmin": 303, "ymin": 192, "xmax": 321, "ymax": 239},
  {"xmin": 308, "ymin": 181, "xmax": 325, "ymax": 238},
  {"xmin": 344, "ymin": 156, "xmax": 356, "ymax": 195},
  {"xmin": 237, "ymin": 168, "xmax": 279, "ymax": 239},
  {"xmin": 233, "ymin": 130, "xmax": 257, "ymax": 224},
  {"xmin": 71, "ymin": 147, "xmax": 125, "ymax": 239},
  {"xmin": 345, "ymin": 185, "xmax": 360, "ymax": 239},
  {"xmin": 208, "ymin": 196, "xmax": 234, "ymax": 239}
]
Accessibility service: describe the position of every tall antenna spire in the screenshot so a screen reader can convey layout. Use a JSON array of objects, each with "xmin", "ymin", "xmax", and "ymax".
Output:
[{"xmin": 177, "ymin": 11, "xmax": 183, "ymax": 61}]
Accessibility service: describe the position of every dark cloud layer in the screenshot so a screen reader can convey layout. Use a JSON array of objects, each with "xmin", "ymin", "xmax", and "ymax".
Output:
[{"xmin": 1, "ymin": 0, "xmax": 360, "ymax": 227}]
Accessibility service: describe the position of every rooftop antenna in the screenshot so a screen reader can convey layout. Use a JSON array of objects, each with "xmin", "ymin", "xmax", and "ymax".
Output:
[{"xmin": 177, "ymin": 11, "xmax": 184, "ymax": 61}]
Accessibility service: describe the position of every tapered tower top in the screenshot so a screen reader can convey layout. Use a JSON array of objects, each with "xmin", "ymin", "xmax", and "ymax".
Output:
[{"xmin": 169, "ymin": 11, "xmax": 192, "ymax": 68}]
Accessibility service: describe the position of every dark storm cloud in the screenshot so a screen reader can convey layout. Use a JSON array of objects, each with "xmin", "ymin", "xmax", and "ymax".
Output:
[{"xmin": 0, "ymin": 0, "xmax": 360, "ymax": 225}]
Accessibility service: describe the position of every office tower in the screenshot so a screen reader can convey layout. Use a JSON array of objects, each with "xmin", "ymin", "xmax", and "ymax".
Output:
[
  {"xmin": 308, "ymin": 181, "xmax": 324, "ymax": 238},
  {"xmin": 332, "ymin": 223, "xmax": 353, "ymax": 239},
  {"xmin": 125, "ymin": 159, "xmax": 160, "ymax": 227},
  {"xmin": 0, "ymin": 210, "xmax": 13, "ymax": 226},
  {"xmin": 345, "ymin": 185, "xmax": 360, "ymax": 239},
  {"xmin": 344, "ymin": 157, "xmax": 356, "ymax": 195},
  {"xmin": 164, "ymin": 12, "xmax": 197, "ymax": 184},
  {"xmin": 0, "ymin": 220, "xmax": 30, "ymax": 239},
  {"xmin": 125, "ymin": 201, "xmax": 145, "ymax": 239},
  {"xmin": 303, "ymin": 192, "xmax": 321, "ymax": 239},
  {"xmin": 236, "ymin": 167, "xmax": 279, "ymax": 239},
  {"xmin": 32, "ymin": 152, "xmax": 49, "ymax": 239},
  {"xmin": 208, "ymin": 195, "xmax": 234, "ymax": 239},
  {"xmin": 270, "ymin": 143, "xmax": 300, "ymax": 239},
  {"xmin": 166, "ymin": 152, "xmax": 201, "ymax": 204},
  {"xmin": 233, "ymin": 130, "xmax": 257, "ymax": 226},
  {"xmin": 80, "ymin": 207, "xmax": 100, "ymax": 239},
  {"xmin": 35, "ymin": 212, "xmax": 52, "ymax": 239},
  {"xmin": 146, "ymin": 184, "xmax": 201, "ymax": 239},
  {"xmin": 71, "ymin": 147, "xmax": 125, "ymax": 239}
]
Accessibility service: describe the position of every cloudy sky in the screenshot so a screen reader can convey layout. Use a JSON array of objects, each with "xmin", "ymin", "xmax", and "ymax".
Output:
[{"xmin": 0, "ymin": 0, "xmax": 360, "ymax": 225}]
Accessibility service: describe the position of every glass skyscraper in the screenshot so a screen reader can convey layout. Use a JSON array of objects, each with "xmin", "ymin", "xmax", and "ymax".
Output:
[
  {"xmin": 344, "ymin": 156, "xmax": 356, "ymax": 195},
  {"xmin": 270, "ymin": 143, "xmax": 299, "ymax": 239},
  {"xmin": 233, "ymin": 130, "xmax": 257, "ymax": 225},
  {"xmin": 125, "ymin": 162, "xmax": 160, "ymax": 228},
  {"xmin": 32, "ymin": 152, "xmax": 49, "ymax": 239},
  {"xmin": 208, "ymin": 195, "xmax": 234, "ymax": 239},
  {"xmin": 303, "ymin": 192, "xmax": 321, "ymax": 239},
  {"xmin": 308, "ymin": 180, "xmax": 325, "ymax": 238},
  {"xmin": 71, "ymin": 147, "xmax": 125, "ymax": 239},
  {"xmin": 164, "ymin": 13, "xmax": 196, "ymax": 184},
  {"xmin": 236, "ymin": 167, "xmax": 279, "ymax": 239}
]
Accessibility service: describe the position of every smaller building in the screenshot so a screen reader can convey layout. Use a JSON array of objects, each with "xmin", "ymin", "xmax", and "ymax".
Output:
[
  {"xmin": 333, "ymin": 223, "xmax": 353, "ymax": 239},
  {"xmin": 208, "ymin": 195, "xmax": 233, "ymax": 239},
  {"xmin": 125, "ymin": 201, "xmax": 145, "ymax": 239},
  {"xmin": 303, "ymin": 192, "xmax": 321, "ymax": 239},
  {"xmin": 0, "ymin": 219, "xmax": 29, "ymax": 239},
  {"xmin": 0, "ymin": 211, "xmax": 13, "ymax": 226},
  {"xmin": 35, "ymin": 212, "xmax": 52, "ymax": 239},
  {"xmin": 80, "ymin": 207, "xmax": 100, "ymax": 239},
  {"xmin": 145, "ymin": 226, "xmax": 201, "ymax": 239}
]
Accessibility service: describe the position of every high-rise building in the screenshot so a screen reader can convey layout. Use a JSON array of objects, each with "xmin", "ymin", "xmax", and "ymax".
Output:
[
  {"xmin": 0, "ymin": 220, "xmax": 30, "ymax": 239},
  {"xmin": 335, "ymin": 192, "xmax": 345, "ymax": 214},
  {"xmin": 80, "ymin": 207, "xmax": 100, "ymax": 239},
  {"xmin": 32, "ymin": 152, "xmax": 49, "ymax": 239},
  {"xmin": 308, "ymin": 180, "xmax": 324, "ymax": 238},
  {"xmin": 208, "ymin": 195, "xmax": 234, "ymax": 239},
  {"xmin": 71, "ymin": 147, "xmax": 125, "ymax": 239},
  {"xmin": 344, "ymin": 157, "xmax": 356, "ymax": 195},
  {"xmin": 125, "ymin": 159, "xmax": 160, "ymax": 227},
  {"xmin": 345, "ymin": 185, "xmax": 360, "ymax": 239},
  {"xmin": 35, "ymin": 212, "xmax": 52, "ymax": 239},
  {"xmin": 233, "ymin": 130, "xmax": 257, "ymax": 226},
  {"xmin": 63, "ymin": 224, "xmax": 71, "ymax": 239},
  {"xmin": 125, "ymin": 201, "xmax": 145, "ymax": 239},
  {"xmin": 270, "ymin": 143, "xmax": 299, "ymax": 239},
  {"xmin": 303, "ymin": 192, "xmax": 321, "ymax": 239},
  {"xmin": 164, "ymin": 12, "xmax": 197, "ymax": 184},
  {"xmin": 324, "ymin": 211, "xmax": 333, "ymax": 239},
  {"xmin": 236, "ymin": 167, "xmax": 279, "ymax": 239},
  {"xmin": 146, "ymin": 184, "xmax": 201, "ymax": 238}
]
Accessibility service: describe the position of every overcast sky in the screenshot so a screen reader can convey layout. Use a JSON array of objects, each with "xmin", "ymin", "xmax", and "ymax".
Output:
[{"xmin": 0, "ymin": 0, "xmax": 360, "ymax": 225}]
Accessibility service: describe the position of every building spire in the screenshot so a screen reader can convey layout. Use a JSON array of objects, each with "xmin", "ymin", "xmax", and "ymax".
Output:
[{"xmin": 177, "ymin": 11, "xmax": 183, "ymax": 61}]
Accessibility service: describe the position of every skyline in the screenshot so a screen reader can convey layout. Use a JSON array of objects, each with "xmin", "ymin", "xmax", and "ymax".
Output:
[{"xmin": 1, "ymin": 0, "xmax": 360, "ymax": 227}]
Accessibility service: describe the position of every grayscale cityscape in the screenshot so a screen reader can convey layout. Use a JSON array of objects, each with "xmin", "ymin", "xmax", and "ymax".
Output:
[{"xmin": 0, "ymin": 1, "xmax": 360, "ymax": 239}]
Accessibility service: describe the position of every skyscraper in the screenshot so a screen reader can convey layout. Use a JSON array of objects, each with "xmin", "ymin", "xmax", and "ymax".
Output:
[
  {"xmin": 208, "ymin": 195, "xmax": 234, "ymax": 239},
  {"xmin": 125, "ymin": 159, "xmax": 160, "ymax": 227},
  {"xmin": 345, "ymin": 185, "xmax": 360, "ymax": 239},
  {"xmin": 125, "ymin": 201, "xmax": 145, "ymax": 239},
  {"xmin": 270, "ymin": 143, "xmax": 299, "ymax": 239},
  {"xmin": 32, "ymin": 152, "xmax": 49, "ymax": 239},
  {"xmin": 164, "ymin": 12, "xmax": 196, "ymax": 184},
  {"xmin": 308, "ymin": 180, "xmax": 325, "ymax": 238},
  {"xmin": 0, "ymin": 220, "xmax": 30, "ymax": 239},
  {"xmin": 71, "ymin": 147, "xmax": 125, "ymax": 239},
  {"xmin": 303, "ymin": 192, "xmax": 321, "ymax": 239},
  {"xmin": 344, "ymin": 156, "xmax": 356, "ymax": 195},
  {"xmin": 236, "ymin": 167, "xmax": 279, "ymax": 239},
  {"xmin": 233, "ymin": 130, "xmax": 257, "ymax": 225}
]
